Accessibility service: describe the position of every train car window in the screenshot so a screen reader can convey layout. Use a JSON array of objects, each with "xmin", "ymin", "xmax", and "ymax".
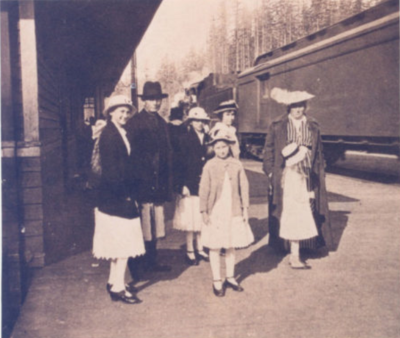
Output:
[
  {"xmin": 256, "ymin": 73, "xmax": 270, "ymax": 100},
  {"xmin": 260, "ymin": 80, "xmax": 269, "ymax": 100}
]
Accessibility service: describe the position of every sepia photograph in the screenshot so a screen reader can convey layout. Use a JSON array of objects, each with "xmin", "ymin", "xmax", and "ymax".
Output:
[{"xmin": 1, "ymin": 0, "xmax": 399, "ymax": 337}]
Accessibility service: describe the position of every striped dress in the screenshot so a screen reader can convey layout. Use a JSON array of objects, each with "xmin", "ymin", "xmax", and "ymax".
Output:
[{"xmin": 279, "ymin": 115, "xmax": 318, "ymax": 243}]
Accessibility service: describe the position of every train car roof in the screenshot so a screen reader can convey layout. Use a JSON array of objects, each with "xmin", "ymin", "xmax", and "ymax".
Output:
[{"xmin": 240, "ymin": 0, "xmax": 399, "ymax": 79}]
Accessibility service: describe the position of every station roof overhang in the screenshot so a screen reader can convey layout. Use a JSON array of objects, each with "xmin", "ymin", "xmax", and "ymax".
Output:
[{"xmin": 33, "ymin": 0, "xmax": 162, "ymax": 95}]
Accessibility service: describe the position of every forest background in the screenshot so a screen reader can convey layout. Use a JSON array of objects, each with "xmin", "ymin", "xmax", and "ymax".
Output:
[{"xmin": 118, "ymin": 0, "xmax": 387, "ymax": 115}]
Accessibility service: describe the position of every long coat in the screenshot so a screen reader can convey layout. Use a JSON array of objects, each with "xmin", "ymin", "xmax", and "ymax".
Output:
[
  {"xmin": 175, "ymin": 126, "xmax": 210, "ymax": 196},
  {"xmin": 127, "ymin": 109, "xmax": 173, "ymax": 204},
  {"xmin": 263, "ymin": 113, "xmax": 332, "ymax": 250},
  {"xmin": 97, "ymin": 122, "xmax": 139, "ymax": 219}
]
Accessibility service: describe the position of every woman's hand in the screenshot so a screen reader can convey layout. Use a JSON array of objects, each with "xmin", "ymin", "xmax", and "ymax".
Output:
[
  {"xmin": 243, "ymin": 208, "xmax": 249, "ymax": 224},
  {"xmin": 182, "ymin": 186, "xmax": 190, "ymax": 197},
  {"xmin": 202, "ymin": 212, "xmax": 210, "ymax": 226}
]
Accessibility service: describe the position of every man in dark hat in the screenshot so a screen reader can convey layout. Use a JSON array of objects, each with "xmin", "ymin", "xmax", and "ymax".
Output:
[{"xmin": 127, "ymin": 81, "xmax": 172, "ymax": 276}]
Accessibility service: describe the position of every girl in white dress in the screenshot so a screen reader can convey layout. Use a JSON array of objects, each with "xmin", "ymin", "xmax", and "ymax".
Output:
[
  {"xmin": 209, "ymin": 100, "xmax": 240, "ymax": 159},
  {"xmin": 199, "ymin": 129, "xmax": 254, "ymax": 297},
  {"xmin": 173, "ymin": 107, "xmax": 210, "ymax": 265}
]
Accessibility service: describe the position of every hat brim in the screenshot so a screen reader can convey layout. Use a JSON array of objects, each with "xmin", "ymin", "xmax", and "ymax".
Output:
[
  {"xmin": 208, "ymin": 137, "xmax": 236, "ymax": 146},
  {"xmin": 187, "ymin": 117, "xmax": 210, "ymax": 121},
  {"xmin": 214, "ymin": 108, "xmax": 238, "ymax": 115},
  {"xmin": 281, "ymin": 143, "xmax": 298, "ymax": 158},
  {"xmin": 139, "ymin": 94, "xmax": 168, "ymax": 100},
  {"xmin": 103, "ymin": 103, "xmax": 136, "ymax": 117}
]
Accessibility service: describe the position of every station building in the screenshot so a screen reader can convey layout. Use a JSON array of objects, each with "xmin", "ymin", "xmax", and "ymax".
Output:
[{"xmin": 1, "ymin": 0, "xmax": 162, "ymax": 330}]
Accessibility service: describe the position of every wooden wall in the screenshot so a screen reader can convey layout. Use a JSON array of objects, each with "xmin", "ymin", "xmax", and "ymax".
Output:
[{"xmin": 36, "ymin": 35, "xmax": 94, "ymax": 265}]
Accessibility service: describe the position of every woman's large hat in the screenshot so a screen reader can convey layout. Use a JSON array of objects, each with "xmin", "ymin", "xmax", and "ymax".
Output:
[
  {"xmin": 187, "ymin": 107, "xmax": 210, "ymax": 121},
  {"xmin": 213, "ymin": 100, "xmax": 239, "ymax": 115},
  {"xmin": 208, "ymin": 128, "xmax": 235, "ymax": 146},
  {"xmin": 270, "ymin": 87, "xmax": 314, "ymax": 105},
  {"xmin": 139, "ymin": 81, "xmax": 168, "ymax": 100},
  {"xmin": 103, "ymin": 95, "xmax": 136, "ymax": 117}
]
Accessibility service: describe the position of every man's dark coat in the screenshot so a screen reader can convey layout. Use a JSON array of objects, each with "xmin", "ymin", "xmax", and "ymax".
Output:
[{"xmin": 127, "ymin": 109, "xmax": 173, "ymax": 204}]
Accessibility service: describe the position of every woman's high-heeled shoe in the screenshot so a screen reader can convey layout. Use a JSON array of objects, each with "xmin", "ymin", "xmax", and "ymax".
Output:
[
  {"xmin": 212, "ymin": 280, "xmax": 225, "ymax": 297},
  {"xmin": 196, "ymin": 250, "xmax": 209, "ymax": 262},
  {"xmin": 185, "ymin": 251, "xmax": 199, "ymax": 266},
  {"xmin": 224, "ymin": 277, "xmax": 244, "ymax": 292},
  {"xmin": 109, "ymin": 290, "xmax": 142, "ymax": 304},
  {"xmin": 106, "ymin": 282, "xmax": 138, "ymax": 294}
]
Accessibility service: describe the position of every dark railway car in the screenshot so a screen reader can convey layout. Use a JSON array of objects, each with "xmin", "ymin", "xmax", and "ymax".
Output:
[{"xmin": 196, "ymin": 0, "xmax": 400, "ymax": 163}]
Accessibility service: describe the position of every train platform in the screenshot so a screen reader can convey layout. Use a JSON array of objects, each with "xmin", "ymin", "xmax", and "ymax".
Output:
[{"xmin": 10, "ymin": 162, "xmax": 400, "ymax": 338}]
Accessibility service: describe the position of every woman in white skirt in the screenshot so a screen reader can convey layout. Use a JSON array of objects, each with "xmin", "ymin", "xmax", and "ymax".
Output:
[
  {"xmin": 280, "ymin": 142, "xmax": 318, "ymax": 269},
  {"xmin": 199, "ymin": 129, "xmax": 254, "ymax": 297},
  {"xmin": 173, "ymin": 107, "xmax": 210, "ymax": 265},
  {"xmin": 263, "ymin": 87, "xmax": 331, "ymax": 269},
  {"xmin": 92, "ymin": 95, "xmax": 145, "ymax": 304}
]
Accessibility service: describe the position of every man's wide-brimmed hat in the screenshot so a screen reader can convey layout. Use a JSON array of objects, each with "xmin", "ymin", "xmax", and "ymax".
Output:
[
  {"xmin": 187, "ymin": 107, "xmax": 210, "ymax": 121},
  {"xmin": 270, "ymin": 87, "xmax": 315, "ymax": 106},
  {"xmin": 208, "ymin": 128, "xmax": 235, "ymax": 146},
  {"xmin": 103, "ymin": 95, "xmax": 136, "ymax": 117},
  {"xmin": 213, "ymin": 100, "xmax": 239, "ymax": 115},
  {"xmin": 139, "ymin": 81, "xmax": 168, "ymax": 100}
]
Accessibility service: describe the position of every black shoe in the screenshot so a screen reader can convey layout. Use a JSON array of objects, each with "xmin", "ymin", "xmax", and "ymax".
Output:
[
  {"xmin": 109, "ymin": 290, "xmax": 142, "ymax": 304},
  {"xmin": 185, "ymin": 252, "xmax": 199, "ymax": 266},
  {"xmin": 224, "ymin": 278, "xmax": 244, "ymax": 292},
  {"xmin": 212, "ymin": 280, "xmax": 225, "ymax": 297},
  {"xmin": 196, "ymin": 251, "xmax": 209, "ymax": 262},
  {"xmin": 106, "ymin": 282, "xmax": 138, "ymax": 294},
  {"xmin": 125, "ymin": 281, "xmax": 138, "ymax": 293}
]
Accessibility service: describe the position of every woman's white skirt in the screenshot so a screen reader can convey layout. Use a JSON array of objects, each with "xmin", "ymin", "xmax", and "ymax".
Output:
[
  {"xmin": 92, "ymin": 208, "xmax": 145, "ymax": 260},
  {"xmin": 280, "ymin": 167, "xmax": 318, "ymax": 241},
  {"xmin": 173, "ymin": 195, "xmax": 203, "ymax": 232},
  {"xmin": 202, "ymin": 172, "xmax": 254, "ymax": 249}
]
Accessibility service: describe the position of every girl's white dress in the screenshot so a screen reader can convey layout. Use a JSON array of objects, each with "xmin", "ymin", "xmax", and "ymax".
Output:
[
  {"xmin": 280, "ymin": 166, "xmax": 318, "ymax": 241},
  {"xmin": 92, "ymin": 208, "xmax": 146, "ymax": 260},
  {"xmin": 173, "ymin": 195, "xmax": 203, "ymax": 232},
  {"xmin": 201, "ymin": 172, "xmax": 254, "ymax": 249}
]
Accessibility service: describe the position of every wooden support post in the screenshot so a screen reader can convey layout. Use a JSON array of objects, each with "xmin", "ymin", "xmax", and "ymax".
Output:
[{"xmin": 19, "ymin": 0, "xmax": 39, "ymax": 142}]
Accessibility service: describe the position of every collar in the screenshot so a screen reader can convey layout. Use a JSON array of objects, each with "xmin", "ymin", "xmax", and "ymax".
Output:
[
  {"xmin": 169, "ymin": 120, "xmax": 183, "ymax": 126},
  {"xmin": 144, "ymin": 109, "xmax": 159, "ymax": 118},
  {"xmin": 111, "ymin": 120, "xmax": 127, "ymax": 136},
  {"xmin": 214, "ymin": 122, "xmax": 236, "ymax": 133},
  {"xmin": 288, "ymin": 114, "xmax": 307, "ymax": 127}
]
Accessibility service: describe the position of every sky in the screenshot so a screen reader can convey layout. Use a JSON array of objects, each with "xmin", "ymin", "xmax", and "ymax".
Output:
[{"xmin": 136, "ymin": 0, "xmax": 221, "ymax": 80}]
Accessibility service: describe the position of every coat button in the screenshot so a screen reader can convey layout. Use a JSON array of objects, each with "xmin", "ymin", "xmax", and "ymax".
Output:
[
  {"xmin": 201, "ymin": 157, "xmax": 205, "ymax": 161},
  {"xmin": 126, "ymin": 197, "xmax": 131, "ymax": 201}
]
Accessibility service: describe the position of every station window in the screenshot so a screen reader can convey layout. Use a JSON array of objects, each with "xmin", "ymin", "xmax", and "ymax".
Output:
[{"xmin": 83, "ymin": 97, "xmax": 95, "ymax": 124}]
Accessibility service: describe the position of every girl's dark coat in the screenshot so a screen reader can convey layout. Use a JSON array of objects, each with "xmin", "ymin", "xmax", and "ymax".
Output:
[
  {"xmin": 97, "ymin": 122, "xmax": 139, "ymax": 219},
  {"xmin": 263, "ymin": 113, "xmax": 332, "ymax": 249},
  {"xmin": 175, "ymin": 126, "xmax": 210, "ymax": 196}
]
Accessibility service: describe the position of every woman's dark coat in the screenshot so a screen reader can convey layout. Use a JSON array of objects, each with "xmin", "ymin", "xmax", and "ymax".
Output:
[
  {"xmin": 175, "ymin": 126, "xmax": 210, "ymax": 196},
  {"xmin": 127, "ymin": 109, "xmax": 173, "ymax": 204},
  {"xmin": 263, "ymin": 113, "xmax": 332, "ymax": 250},
  {"xmin": 97, "ymin": 122, "xmax": 139, "ymax": 219}
]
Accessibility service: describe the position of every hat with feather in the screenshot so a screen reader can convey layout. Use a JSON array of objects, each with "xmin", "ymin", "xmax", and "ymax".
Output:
[{"xmin": 270, "ymin": 87, "xmax": 315, "ymax": 106}]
